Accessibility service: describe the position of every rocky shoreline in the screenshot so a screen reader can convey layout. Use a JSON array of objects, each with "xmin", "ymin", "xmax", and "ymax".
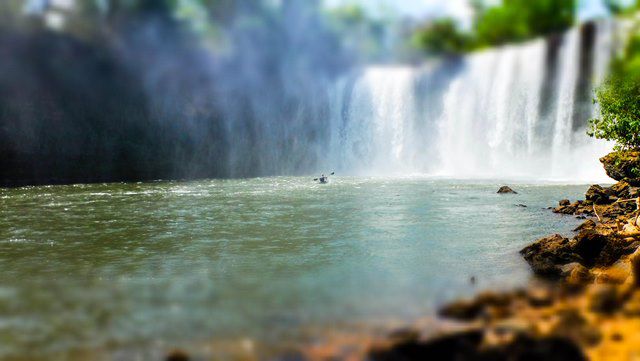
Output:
[{"xmin": 293, "ymin": 151, "xmax": 640, "ymax": 361}]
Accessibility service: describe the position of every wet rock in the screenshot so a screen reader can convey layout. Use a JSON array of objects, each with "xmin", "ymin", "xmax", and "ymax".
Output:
[
  {"xmin": 600, "ymin": 151, "xmax": 640, "ymax": 186},
  {"xmin": 497, "ymin": 186, "xmax": 517, "ymax": 194},
  {"xmin": 515, "ymin": 204, "xmax": 527, "ymax": 207},
  {"xmin": 554, "ymin": 202, "xmax": 579, "ymax": 215},
  {"xmin": 520, "ymin": 234, "xmax": 578, "ymax": 277},
  {"xmin": 559, "ymin": 199, "xmax": 571, "ymax": 206},
  {"xmin": 585, "ymin": 185, "xmax": 613, "ymax": 205}
]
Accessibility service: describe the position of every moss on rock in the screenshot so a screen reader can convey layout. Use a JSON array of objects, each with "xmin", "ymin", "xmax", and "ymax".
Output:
[{"xmin": 600, "ymin": 151, "xmax": 640, "ymax": 186}]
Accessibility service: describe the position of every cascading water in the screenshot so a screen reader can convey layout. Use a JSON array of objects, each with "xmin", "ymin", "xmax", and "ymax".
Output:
[{"xmin": 326, "ymin": 20, "xmax": 621, "ymax": 182}]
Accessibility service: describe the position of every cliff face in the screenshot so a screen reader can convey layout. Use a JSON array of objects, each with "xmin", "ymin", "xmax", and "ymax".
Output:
[{"xmin": 0, "ymin": 25, "xmax": 233, "ymax": 187}]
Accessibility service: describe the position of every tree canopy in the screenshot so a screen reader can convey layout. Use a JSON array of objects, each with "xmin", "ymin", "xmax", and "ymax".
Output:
[
  {"xmin": 412, "ymin": 0, "xmax": 576, "ymax": 55},
  {"xmin": 589, "ymin": 33, "xmax": 640, "ymax": 150}
]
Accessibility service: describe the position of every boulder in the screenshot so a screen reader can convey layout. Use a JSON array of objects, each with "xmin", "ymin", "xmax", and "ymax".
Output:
[
  {"xmin": 610, "ymin": 180, "xmax": 631, "ymax": 199},
  {"xmin": 497, "ymin": 186, "xmax": 517, "ymax": 194},
  {"xmin": 572, "ymin": 229, "xmax": 609, "ymax": 267},
  {"xmin": 559, "ymin": 199, "xmax": 571, "ymax": 206},
  {"xmin": 600, "ymin": 151, "xmax": 640, "ymax": 186},
  {"xmin": 562, "ymin": 263, "xmax": 593, "ymax": 285},
  {"xmin": 585, "ymin": 185, "xmax": 613, "ymax": 205},
  {"xmin": 520, "ymin": 234, "xmax": 579, "ymax": 277},
  {"xmin": 573, "ymin": 219, "xmax": 596, "ymax": 232},
  {"xmin": 573, "ymin": 228, "xmax": 637, "ymax": 267},
  {"xmin": 554, "ymin": 203, "xmax": 578, "ymax": 215}
]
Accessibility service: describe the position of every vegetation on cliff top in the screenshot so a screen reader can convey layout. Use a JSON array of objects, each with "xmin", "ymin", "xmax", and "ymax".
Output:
[
  {"xmin": 412, "ymin": 0, "xmax": 576, "ymax": 56},
  {"xmin": 589, "ymin": 30, "xmax": 640, "ymax": 150}
]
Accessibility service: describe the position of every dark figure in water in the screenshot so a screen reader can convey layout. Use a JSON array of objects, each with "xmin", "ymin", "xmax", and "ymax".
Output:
[{"xmin": 314, "ymin": 172, "xmax": 334, "ymax": 183}]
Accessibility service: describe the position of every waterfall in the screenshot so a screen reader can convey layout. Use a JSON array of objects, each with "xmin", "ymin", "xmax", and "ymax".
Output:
[{"xmin": 326, "ymin": 20, "xmax": 620, "ymax": 182}]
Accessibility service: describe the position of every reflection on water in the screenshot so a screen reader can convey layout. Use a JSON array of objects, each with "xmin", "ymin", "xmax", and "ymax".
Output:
[{"xmin": 0, "ymin": 177, "xmax": 589, "ymax": 358}]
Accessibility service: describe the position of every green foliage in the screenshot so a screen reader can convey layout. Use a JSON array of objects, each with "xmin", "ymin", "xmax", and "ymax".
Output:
[
  {"xmin": 589, "ymin": 34, "xmax": 640, "ymax": 150},
  {"xmin": 475, "ymin": 0, "xmax": 574, "ymax": 47},
  {"xmin": 603, "ymin": 0, "xmax": 640, "ymax": 15},
  {"xmin": 411, "ymin": 18, "xmax": 472, "ymax": 56},
  {"xmin": 412, "ymin": 0, "xmax": 575, "ymax": 55}
]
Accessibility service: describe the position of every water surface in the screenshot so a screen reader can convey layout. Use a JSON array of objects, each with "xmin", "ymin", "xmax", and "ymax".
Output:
[{"xmin": 0, "ymin": 177, "xmax": 590, "ymax": 358}]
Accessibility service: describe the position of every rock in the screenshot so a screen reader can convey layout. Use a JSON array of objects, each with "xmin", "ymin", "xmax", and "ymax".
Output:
[
  {"xmin": 387, "ymin": 328, "xmax": 421, "ymax": 343},
  {"xmin": 166, "ymin": 350, "xmax": 190, "ymax": 361},
  {"xmin": 482, "ymin": 335, "xmax": 587, "ymax": 361},
  {"xmin": 597, "ymin": 237, "xmax": 639, "ymax": 267},
  {"xmin": 526, "ymin": 287, "xmax": 554, "ymax": 307},
  {"xmin": 601, "ymin": 151, "xmax": 640, "ymax": 185},
  {"xmin": 368, "ymin": 330, "xmax": 484, "ymax": 361},
  {"xmin": 515, "ymin": 204, "xmax": 527, "ymax": 207},
  {"xmin": 572, "ymin": 228, "xmax": 637, "ymax": 267},
  {"xmin": 630, "ymin": 251, "xmax": 640, "ymax": 287},
  {"xmin": 588, "ymin": 285, "xmax": 620, "ymax": 314},
  {"xmin": 438, "ymin": 299, "xmax": 483, "ymax": 321},
  {"xmin": 562, "ymin": 263, "xmax": 593, "ymax": 285},
  {"xmin": 595, "ymin": 264, "xmax": 629, "ymax": 285},
  {"xmin": 610, "ymin": 180, "xmax": 631, "ymax": 199},
  {"xmin": 573, "ymin": 219, "xmax": 596, "ymax": 232},
  {"xmin": 550, "ymin": 308, "xmax": 601, "ymax": 346},
  {"xmin": 554, "ymin": 203, "xmax": 578, "ymax": 215},
  {"xmin": 560, "ymin": 199, "xmax": 571, "ymax": 206},
  {"xmin": 622, "ymin": 291, "xmax": 640, "ymax": 316},
  {"xmin": 572, "ymin": 229, "xmax": 609, "ymax": 267},
  {"xmin": 369, "ymin": 331, "xmax": 587, "ymax": 361},
  {"xmin": 520, "ymin": 234, "xmax": 579, "ymax": 277},
  {"xmin": 438, "ymin": 292, "xmax": 512, "ymax": 321},
  {"xmin": 585, "ymin": 184, "xmax": 613, "ymax": 205},
  {"xmin": 497, "ymin": 186, "xmax": 517, "ymax": 194}
]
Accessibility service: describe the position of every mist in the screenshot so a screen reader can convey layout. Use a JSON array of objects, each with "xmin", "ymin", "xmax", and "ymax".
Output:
[{"xmin": 0, "ymin": 0, "xmax": 368, "ymax": 186}]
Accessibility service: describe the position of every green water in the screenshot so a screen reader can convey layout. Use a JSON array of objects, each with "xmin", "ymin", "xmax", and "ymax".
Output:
[{"xmin": 0, "ymin": 177, "xmax": 590, "ymax": 358}]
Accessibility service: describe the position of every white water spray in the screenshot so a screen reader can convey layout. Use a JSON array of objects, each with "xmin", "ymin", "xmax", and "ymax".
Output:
[{"xmin": 327, "ymin": 21, "xmax": 620, "ymax": 182}]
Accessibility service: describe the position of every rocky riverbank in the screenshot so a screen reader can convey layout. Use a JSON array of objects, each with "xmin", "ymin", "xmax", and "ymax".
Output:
[{"xmin": 292, "ymin": 151, "xmax": 640, "ymax": 361}]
